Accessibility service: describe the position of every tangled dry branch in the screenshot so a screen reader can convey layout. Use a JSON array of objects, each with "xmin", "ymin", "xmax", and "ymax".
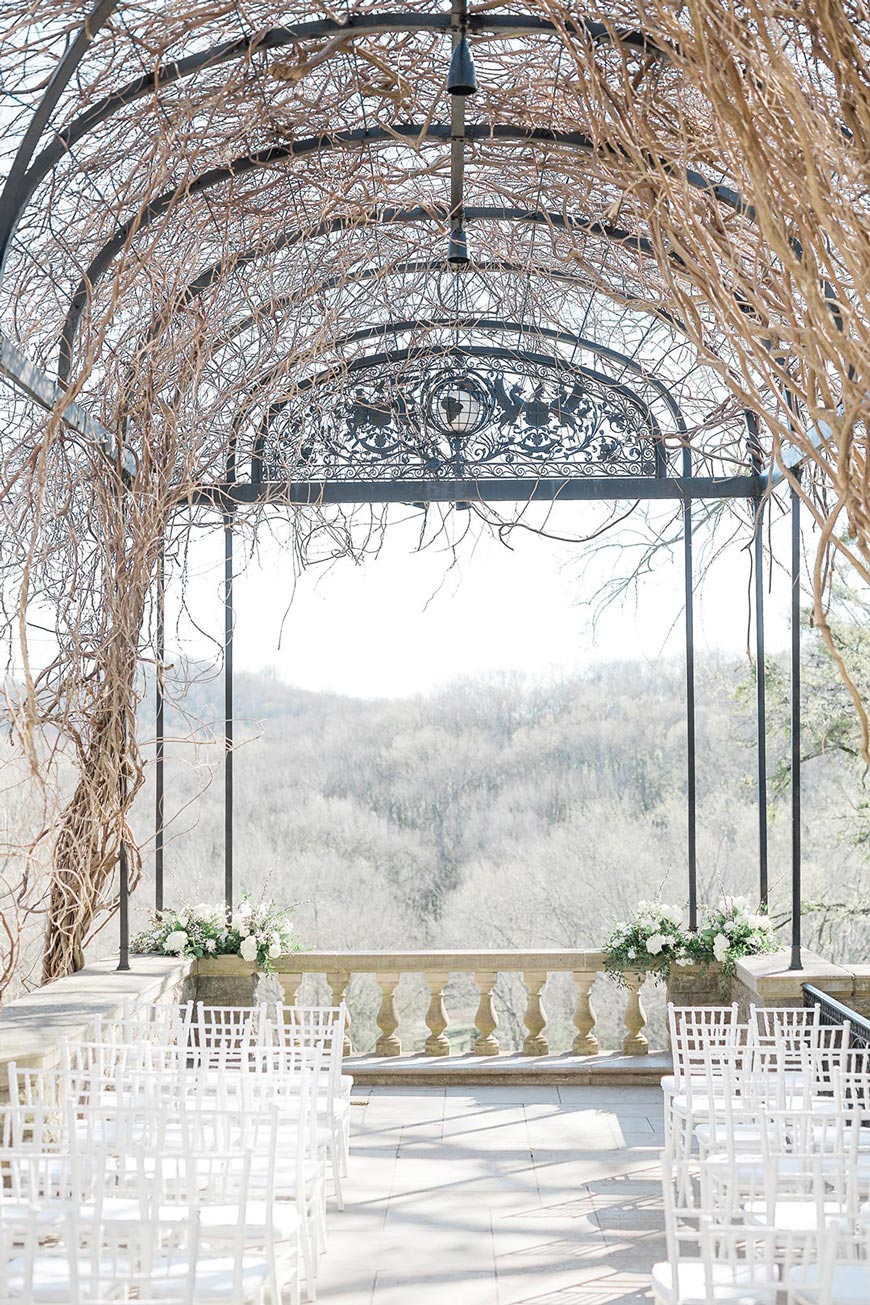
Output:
[{"xmin": 0, "ymin": 0, "xmax": 868, "ymax": 991}]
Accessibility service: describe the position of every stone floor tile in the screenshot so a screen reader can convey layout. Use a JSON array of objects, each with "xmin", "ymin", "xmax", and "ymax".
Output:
[{"xmin": 315, "ymin": 1084, "xmax": 663, "ymax": 1305}]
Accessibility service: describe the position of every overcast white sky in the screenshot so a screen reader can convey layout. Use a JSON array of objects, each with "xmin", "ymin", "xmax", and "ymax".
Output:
[{"xmin": 164, "ymin": 497, "xmax": 798, "ymax": 699}]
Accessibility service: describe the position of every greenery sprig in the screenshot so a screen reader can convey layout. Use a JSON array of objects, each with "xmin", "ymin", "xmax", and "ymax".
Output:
[
  {"xmin": 603, "ymin": 896, "xmax": 777, "ymax": 988},
  {"xmin": 131, "ymin": 896, "xmax": 302, "ymax": 972}
]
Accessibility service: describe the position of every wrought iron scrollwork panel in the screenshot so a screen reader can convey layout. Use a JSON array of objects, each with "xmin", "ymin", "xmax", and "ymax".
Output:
[{"xmin": 261, "ymin": 354, "xmax": 661, "ymax": 482}]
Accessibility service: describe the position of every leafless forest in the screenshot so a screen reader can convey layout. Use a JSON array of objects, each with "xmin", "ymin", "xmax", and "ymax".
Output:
[{"xmin": 110, "ymin": 640, "xmax": 870, "ymax": 1052}]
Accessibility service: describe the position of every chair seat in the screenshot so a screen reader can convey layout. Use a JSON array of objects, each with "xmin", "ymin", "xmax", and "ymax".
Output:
[
  {"xmin": 199, "ymin": 1199, "xmax": 300, "ymax": 1242},
  {"xmin": 652, "ymin": 1258, "xmax": 777, "ymax": 1305},
  {"xmin": 786, "ymin": 1262, "xmax": 870, "ymax": 1305},
  {"xmin": 743, "ymin": 1198, "xmax": 846, "ymax": 1231},
  {"xmin": 146, "ymin": 1254, "xmax": 270, "ymax": 1302},
  {"xmin": 6, "ymin": 1252, "xmax": 130, "ymax": 1301},
  {"xmin": 695, "ymin": 1122, "xmax": 765, "ymax": 1150},
  {"xmin": 672, "ymin": 1093, "xmax": 740, "ymax": 1117}
]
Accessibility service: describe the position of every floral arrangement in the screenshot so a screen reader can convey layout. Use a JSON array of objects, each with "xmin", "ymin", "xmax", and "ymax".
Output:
[
  {"xmin": 131, "ymin": 896, "xmax": 301, "ymax": 972},
  {"xmin": 602, "ymin": 901, "xmax": 687, "ymax": 986},
  {"xmin": 683, "ymin": 896, "xmax": 777, "ymax": 977},
  {"xmin": 602, "ymin": 896, "xmax": 777, "ymax": 986}
]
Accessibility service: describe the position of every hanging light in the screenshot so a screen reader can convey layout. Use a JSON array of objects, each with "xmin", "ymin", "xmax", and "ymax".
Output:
[
  {"xmin": 447, "ymin": 226, "xmax": 469, "ymax": 265},
  {"xmin": 447, "ymin": 36, "xmax": 477, "ymax": 96}
]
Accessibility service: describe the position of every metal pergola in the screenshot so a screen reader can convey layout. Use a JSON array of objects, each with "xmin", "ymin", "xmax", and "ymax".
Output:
[
  {"xmin": 0, "ymin": 0, "xmax": 811, "ymax": 975},
  {"xmin": 141, "ymin": 355, "xmax": 803, "ymax": 976}
]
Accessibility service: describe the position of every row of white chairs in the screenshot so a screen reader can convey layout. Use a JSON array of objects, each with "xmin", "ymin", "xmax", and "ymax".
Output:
[
  {"xmin": 1, "ymin": 999, "xmax": 352, "ymax": 1304},
  {"xmin": 653, "ymin": 1001, "xmax": 870, "ymax": 1305}
]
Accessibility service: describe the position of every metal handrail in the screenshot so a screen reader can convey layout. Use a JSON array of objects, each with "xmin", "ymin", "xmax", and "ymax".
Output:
[{"xmin": 803, "ymin": 983, "xmax": 870, "ymax": 1050}]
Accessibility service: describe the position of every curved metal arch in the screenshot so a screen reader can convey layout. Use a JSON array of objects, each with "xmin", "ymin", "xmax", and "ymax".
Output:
[
  {"xmin": 1, "ymin": 10, "xmax": 668, "ymax": 278},
  {"xmin": 249, "ymin": 340, "xmax": 670, "ymax": 485},
  {"xmin": 240, "ymin": 318, "xmax": 688, "ymax": 433},
  {"xmin": 139, "ymin": 208, "xmax": 674, "ymax": 362},
  {"xmin": 0, "ymin": 0, "xmax": 118, "ymax": 274},
  {"xmin": 59, "ymin": 121, "xmax": 745, "ymax": 381},
  {"xmin": 197, "ymin": 257, "xmax": 690, "ymax": 372}
]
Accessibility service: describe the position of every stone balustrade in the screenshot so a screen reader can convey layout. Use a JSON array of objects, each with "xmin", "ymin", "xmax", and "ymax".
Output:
[{"xmin": 262, "ymin": 950, "xmax": 649, "ymax": 1058}]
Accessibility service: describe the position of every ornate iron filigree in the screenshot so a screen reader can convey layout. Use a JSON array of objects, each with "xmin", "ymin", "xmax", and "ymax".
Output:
[{"xmin": 260, "ymin": 352, "xmax": 662, "ymax": 482}]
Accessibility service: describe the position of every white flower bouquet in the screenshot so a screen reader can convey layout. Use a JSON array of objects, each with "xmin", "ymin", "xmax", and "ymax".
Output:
[
  {"xmin": 131, "ymin": 895, "xmax": 302, "ymax": 971},
  {"xmin": 684, "ymin": 896, "xmax": 777, "ymax": 977},
  {"xmin": 602, "ymin": 900, "xmax": 687, "ymax": 987}
]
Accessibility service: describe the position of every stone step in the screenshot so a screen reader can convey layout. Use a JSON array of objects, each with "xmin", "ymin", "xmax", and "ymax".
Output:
[{"xmin": 343, "ymin": 1050, "xmax": 671, "ymax": 1087}]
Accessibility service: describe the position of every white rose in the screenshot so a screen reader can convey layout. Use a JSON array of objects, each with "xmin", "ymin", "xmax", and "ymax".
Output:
[
  {"xmin": 749, "ymin": 913, "xmax": 771, "ymax": 931},
  {"xmin": 239, "ymin": 935, "xmax": 258, "ymax": 963},
  {"xmin": 723, "ymin": 920, "xmax": 734, "ymax": 935},
  {"xmin": 193, "ymin": 902, "xmax": 218, "ymax": 920},
  {"xmin": 645, "ymin": 934, "xmax": 666, "ymax": 956},
  {"xmin": 268, "ymin": 942, "xmax": 281, "ymax": 959},
  {"xmin": 713, "ymin": 933, "xmax": 730, "ymax": 963},
  {"xmin": 164, "ymin": 930, "xmax": 188, "ymax": 954}
]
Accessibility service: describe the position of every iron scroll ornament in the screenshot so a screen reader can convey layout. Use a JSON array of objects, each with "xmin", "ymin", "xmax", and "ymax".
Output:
[{"xmin": 260, "ymin": 354, "xmax": 664, "ymax": 483}]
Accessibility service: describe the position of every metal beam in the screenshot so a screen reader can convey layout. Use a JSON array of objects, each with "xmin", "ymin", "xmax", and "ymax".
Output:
[
  {"xmin": 684, "ymin": 497, "xmax": 697, "ymax": 930},
  {"xmin": 155, "ymin": 542, "xmax": 165, "ymax": 913},
  {"xmin": 0, "ymin": 331, "xmax": 136, "ymax": 477},
  {"xmin": 224, "ymin": 512, "xmax": 234, "ymax": 913},
  {"xmin": 117, "ymin": 840, "xmax": 130, "ymax": 971},
  {"xmin": 789, "ymin": 479, "xmax": 802, "ymax": 970},
  {"xmin": 192, "ymin": 475, "xmax": 759, "ymax": 509},
  {"xmin": 754, "ymin": 499, "xmax": 769, "ymax": 906}
]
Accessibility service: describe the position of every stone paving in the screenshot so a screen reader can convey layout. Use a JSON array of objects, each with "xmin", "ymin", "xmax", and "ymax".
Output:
[{"xmin": 317, "ymin": 1083, "xmax": 666, "ymax": 1304}]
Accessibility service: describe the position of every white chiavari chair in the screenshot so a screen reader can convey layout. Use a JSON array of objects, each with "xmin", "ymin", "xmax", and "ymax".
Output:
[
  {"xmin": 786, "ymin": 1217, "xmax": 870, "ymax": 1305},
  {"xmin": 653, "ymin": 1148, "xmax": 784, "ymax": 1305},
  {"xmin": 267, "ymin": 1005, "xmax": 351, "ymax": 1199}
]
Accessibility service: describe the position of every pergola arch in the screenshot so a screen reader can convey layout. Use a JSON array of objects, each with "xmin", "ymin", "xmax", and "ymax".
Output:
[
  {"xmin": 0, "ymin": 7, "xmax": 670, "ymax": 279},
  {"xmin": 3, "ymin": 0, "xmax": 860, "ymax": 984},
  {"xmin": 56, "ymin": 123, "xmax": 748, "ymax": 384}
]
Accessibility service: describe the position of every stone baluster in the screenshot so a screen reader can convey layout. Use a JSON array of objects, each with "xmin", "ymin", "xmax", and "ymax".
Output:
[
  {"xmin": 375, "ymin": 974, "xmax": 402, "ymax": 1057},
  {"xmin": 328, "ymin": 971, "xmax": 353, "ymax": 1056},
  {"xmin": 423, "ymin": 971, "xmax": 451, "ymax": 1056},
  {"xmin": 622, "ymin": 971, "xmax": 649, "ymax": 1055},
  {"xmin": 572, "ymin": 971, "xmax": 600, "ymax": 1055},
  {"xmin": 522, "ymin": 971, "xmax": 549, "ymax": 1055},
  {"xmin": 473, "ymin": 971, "xmax": 500, "ymax": 1055},
  {"xmin": 278, "ymin": 971, "xmax": 302, "ymax": 1015}
]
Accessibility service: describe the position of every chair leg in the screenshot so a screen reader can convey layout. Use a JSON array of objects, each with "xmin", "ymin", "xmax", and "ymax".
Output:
[{"xmin": 329, "ymin": 1136, "xmax": 344, "ymax": 1212}]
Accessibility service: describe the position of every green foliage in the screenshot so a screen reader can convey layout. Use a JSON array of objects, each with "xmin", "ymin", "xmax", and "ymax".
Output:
[
  {"xmin": 131, "ymin": 895, "xmax": 302, "ymax": 971},
  {"xmin": 603, "ymin": 896, "xmax": 777, "ymax": 988},
  {"xmin": 683, "ymin": 896, "xmax": 778, "ymax": 977},
  {"xmin": 602, "ymin": 901, "xmax": 685, "ymax": 986}
]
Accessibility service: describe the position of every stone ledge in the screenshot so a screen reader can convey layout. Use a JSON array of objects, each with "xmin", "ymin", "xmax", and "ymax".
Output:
[
  {"xmin": 342, "ymin": 1051, "xmax": 671, "ymax": 1087},
  {"xmin": 0, "ymin": 955, "xmax": 193, "ymax": 1082},
  {"xmin": 734, "ymin": 949, "xmax": 854, "ymax": 1006}
]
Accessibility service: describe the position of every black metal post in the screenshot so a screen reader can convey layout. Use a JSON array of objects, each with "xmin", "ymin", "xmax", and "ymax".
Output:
[
  {"xmin": 789, "ymin": 480, "xmax": 802, "ymax": 969},
  {"xmin": 155, "ymin": 542, "xmax": 165, "ymax": 913},
  {"xmin": 683, "ymin": 499, "xmax": 698, "ymax": 929},
  {"xmin": 224, "ymin": 512, "xmax": 234, "ymax": 913},
  {"xmin": 754, "ymin": 500, "xmax": 769, "ymax": 907},
  {"xmin": 117, "ymin": 840, "xmax": 130, "ymax": 971}
]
